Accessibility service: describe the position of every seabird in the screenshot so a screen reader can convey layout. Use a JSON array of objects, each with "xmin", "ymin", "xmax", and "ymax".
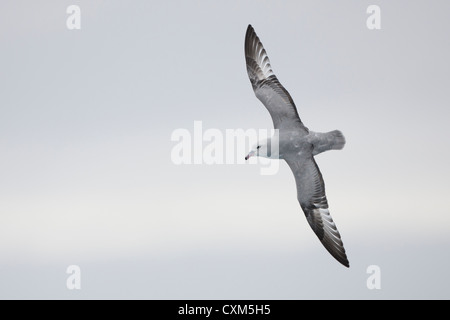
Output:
[{"xmin": 244, "ymin": 25, "xmax": 350, "ymax": 267}]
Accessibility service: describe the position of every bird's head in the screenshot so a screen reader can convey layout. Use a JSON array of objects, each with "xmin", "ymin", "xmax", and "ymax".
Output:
[{"xmin": 245, "ymin": 138, "xmax": 276, "ymax": 160}]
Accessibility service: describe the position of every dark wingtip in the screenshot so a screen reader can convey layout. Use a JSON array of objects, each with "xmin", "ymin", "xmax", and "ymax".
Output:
[
  {"xmin": 321, "ymin": 236, "xmax": 350, "ymax": 268},
  {"xmin": 337, "ymin": 254, "xmax": 350, "ymax": 268},
  {"xmin": 329, "ymin": 253, "xmax": 350, "ymax": 268},
  {"xmin": 245, "ymin": 24, "xmax": 254, "ymax": 41},
  {"xmin": 335, "ymin": 251, "xmax": 350, "ymax": 268}
]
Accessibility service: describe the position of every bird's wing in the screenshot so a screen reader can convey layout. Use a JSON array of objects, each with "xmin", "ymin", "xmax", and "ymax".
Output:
[
  {"xmin": 285, "ymin": 156, "xmax": 349, "ymax": 267},
  {"xmin": 245, "ymin": 25, "xmax": 308, "ymax": 134}
]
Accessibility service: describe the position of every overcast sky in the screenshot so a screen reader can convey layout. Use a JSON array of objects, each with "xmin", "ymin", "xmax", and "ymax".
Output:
[{"xmin": 1, "ymin": 0, "xmax": 450, "ymax": 299}]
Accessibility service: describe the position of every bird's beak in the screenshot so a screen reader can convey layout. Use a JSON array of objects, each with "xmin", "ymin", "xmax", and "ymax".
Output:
[{"xmin": 245, "ymin": 151, "xmax": 256, "ymax": 160}]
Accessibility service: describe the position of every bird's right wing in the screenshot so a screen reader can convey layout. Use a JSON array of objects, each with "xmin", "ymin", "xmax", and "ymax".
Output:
[
  {"xmin": 285, "ymin": 156, "xmax": 350, "ymax": 267},
  {"xmin": 245, "ymin": 25, "xmax": 308, "ymax": 134}
]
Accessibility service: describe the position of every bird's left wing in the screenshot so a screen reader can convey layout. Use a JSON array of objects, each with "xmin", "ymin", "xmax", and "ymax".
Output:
[{"xmin": 245, "ymin": 25, "xmax": 308, "ymax": 134}]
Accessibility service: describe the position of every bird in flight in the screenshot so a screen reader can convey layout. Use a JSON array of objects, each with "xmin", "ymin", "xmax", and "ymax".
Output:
[{"xmin": 244, "ymin": 25, "xmax": 349, "ymax": 267}]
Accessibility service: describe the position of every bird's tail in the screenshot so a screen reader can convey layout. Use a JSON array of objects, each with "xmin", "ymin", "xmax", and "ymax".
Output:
[
  {"xmin": 328, "ymin": 130, "xmax": 346, "ymax": 151},
  {"xmin": 312, "ymin": 130, "xmax": 346, "ymax": 156}
]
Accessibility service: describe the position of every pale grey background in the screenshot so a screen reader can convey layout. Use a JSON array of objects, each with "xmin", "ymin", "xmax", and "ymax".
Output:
[{"xmin": 1, "ymin": 0, "xmax": 449, "ymax": 299}]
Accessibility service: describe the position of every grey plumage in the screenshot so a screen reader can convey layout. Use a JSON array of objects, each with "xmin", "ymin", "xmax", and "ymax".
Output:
[
  {"xmin": 245, "ymin": 25, "xmax": 349, "ymax": 267},
  {"xmin": 245, "ymin": 25, "xmax": 308, "ymax": 135}
]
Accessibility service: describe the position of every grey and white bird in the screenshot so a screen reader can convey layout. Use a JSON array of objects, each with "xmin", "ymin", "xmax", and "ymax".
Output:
[{"xmin": 244, "ymin": 25, "xmax": 350, "ymax": 267}]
